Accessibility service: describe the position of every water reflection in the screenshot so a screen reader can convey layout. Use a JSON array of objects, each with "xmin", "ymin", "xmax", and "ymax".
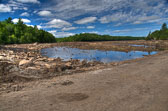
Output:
[
  {"xmin": 129, "ymin": 44, "xmax": 155, "ymax": 48},
  {"xmin": 41, "ymin": 47, "xmax": 157, "ymax": 63}
]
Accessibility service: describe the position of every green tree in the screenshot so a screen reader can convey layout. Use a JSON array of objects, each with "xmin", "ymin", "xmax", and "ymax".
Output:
[
  {"xmin": 5, "ymin": 17, "xmax": 13, "ymax": 24},
  {"xmin": 0, "ymin": 17, "xmax": 56, "ymax": 44},
  {"xmin": 161, "ymin": 23, "xmax": 167, "ymax": 31}
]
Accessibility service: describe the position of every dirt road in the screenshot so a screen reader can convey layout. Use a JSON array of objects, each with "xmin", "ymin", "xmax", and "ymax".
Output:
[{"xmin": 0, "ymin": 51, "xmax": 168, "ymax": 111}]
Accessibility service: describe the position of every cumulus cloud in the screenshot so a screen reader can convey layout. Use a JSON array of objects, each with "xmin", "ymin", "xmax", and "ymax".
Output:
[
  {"xmin": 62, "ymin": 27, "xmax": 77, "ymax": 31},
  {"xmin": 0, "ymin": 4, "xmax": 12, "ymax": 12},
  {"xmin": 20, "ymin": 12, "xmax": 29, "ymax": 16},
  {"xmin": 26, "ymin": 24, "xmax": 42, "ymax": 29},
  {"xmin": 75, "ymin": 17, "xmax": 97, "ymax": 24},
  {"xmin": 41, "ymin": 0, "xmax": 166, "ymax": 20},
  {"xmin": 87, "ymin": 26, "xmax": 95, "ymax": 29},
  {"xmin": 7, "ymin": 0, "xmax": 29, "ymax": 12},
  {"xmin": 37, "ymin": 25, "xmax": 42, "ymax": 29},
  {"xmin": 12, "ymin": 18, "xmax": 31, "ymax": 23},
  {"xmin": 82, "ymin": 31, "xmax": 98, "ymax": 34},
  {"xmin": 16, "ymin": 0, "xmax": 40, "ymax": 4},
  {"xmin": 38, "ymin": 10, "xmax": 52, "ymax": 16},
  {"xmin": 49, "ymin": 30, "xmax": 75, "ymax": 38},
  {"xmin": 45, "ymin": 19, "xmax": 72, "ymax": 28},
  {"xmin": 38, "ymin": 0, "xmax": 168, "ymax": 26},
  {"xmin": 26, "ymin": 24, "xmax": 34, "ymax": 27},
  {"xmin": 42, "ymin": 0, "xmax": 122, "ymax": 19}
]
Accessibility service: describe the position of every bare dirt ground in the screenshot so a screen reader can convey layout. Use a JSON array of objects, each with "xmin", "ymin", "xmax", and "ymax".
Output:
[
  {"xmin": 0, "ymin": 47, "xmax": 168, "ymax": 110},
  {"xmin": 0, "ymin": 40, "xmax": 168, "ymax": 111}
]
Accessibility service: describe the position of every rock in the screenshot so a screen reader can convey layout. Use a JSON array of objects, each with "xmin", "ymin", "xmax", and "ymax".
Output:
[
  {"xmin": 45, "ymin": 63, "xmax": 57, "ymax": 69},
  {"xmin": 9, "ymin": 66, "xmax": 19, "ymax": 72},
  {"xmin": 45, "ymin": 63, "xmax": 52, "ymax": 69},
  {"xmin": 33, "ymin": 42, "xmax": 38, "ymax": 45},
  {"xmin": 0, "ymin": 56, "xmax": 5, "ymax": 60},
  {"xmin": 61, "ymin": 80, "xmax": 74, "ymax": 86},
  {"xmin": 48, "ymin": 58, "xmax": 55, "ymax": 61},
  {"xmin": 36, "ymin": 58, "xmax": 47, "ymax": 61},
  {"xmin": 56, "ymin": 57, "xmax": 62, "ymax": 62},
  {"xmin": 57, "ymin": 67, "xmax": 62, "ymax": 72},
  {"xmin": 26, "ymin": 67, "xmax": 37, "ymax": 70},
  {"xmin": 27, "ymin": 53, "xmax": 36, "ymax": 57},
  {"xmin": 65, "ymin": 62, "xmax": 71, "ymax": 67},
  {"xmin": 19, "ymin": 59, "xmax": 33, "ymax": 66},
  {"xmin": 0, "ymin": 55, "xmax": 12, "ymax": 61}
]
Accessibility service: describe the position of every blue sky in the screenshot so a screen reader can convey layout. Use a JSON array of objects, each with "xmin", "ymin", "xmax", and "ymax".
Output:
[{"xmin": 0, "ymin": 0, "xmax": 168, "ymax": 38}]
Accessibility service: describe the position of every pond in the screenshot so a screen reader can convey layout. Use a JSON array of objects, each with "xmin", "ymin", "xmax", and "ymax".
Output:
[
  {"xmin": 129, "ymin": 44, "xmax": 155, "ymax": 48},
  {"xmin": 41, "ymin": 47, "xmax": 157, "ymax": 63}
]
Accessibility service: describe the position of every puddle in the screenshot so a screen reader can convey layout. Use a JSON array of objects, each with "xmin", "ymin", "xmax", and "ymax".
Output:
[
  {"xmin": 129, "ymin": 44, "xmax": 154, "ymax": 48},
  {"xmin": 41, "ymin": 47, "xmax": 157, "ymax": 63}
]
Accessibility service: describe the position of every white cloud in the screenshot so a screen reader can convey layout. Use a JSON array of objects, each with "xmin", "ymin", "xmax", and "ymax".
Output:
[
  {"xmin": 133, "ymin": 16, "xmax": 161, "ymax": 24},
  {"xmin": 32, "ymin": 0, "xmax": 167, "ymax": 24},
  {"xmin": 8, "ymin": 0, "xmax": 29, "ymax": 11},
  {"xmin": 88, "ymin": 31, "xmax": 98, "ymax": 34},
  {"xmin": 95, "ymin": 0, "xmax": 167, "ymax": 25},
  {"xmin": 87, "ymin": 26, "xmax": 95, "ymax": 29},
  {"xmin": 49, "ymin": 30, "xmax": 57, "ymax": 34},
  {"xmin": 38, "ymin": 10, "xmax": 52, "ymax": 16},
  {"xmin": 33, "ymin": 10, "xmax": 37, "ymax": 13},
  {"xmin": 42, "ymin": 0, "xmax": 124, "ymax": 19},
  {"xmin": 0, "ymin": 4, "xmax": 12, "ymax": 12},
  {"xmin": 26, "ymin": 24, "xmax": 34, "ymax": 27},
  {"xmin": 114, "ymin": 23, "xmax": 122, "ymax": 27},
  {"xmin": 16, "ymin": 0, "xmax": 40, "ymax": 4},
  {"xmin": 112, "ymin": 28, "xmax": 150, "ymax": 33},
  {"xmin": 45, "ymin": 19, "xmax": 72, "ymax": 28},
  {"xmin": 75, "ymin": 17, "xmax": 97, "ymax": 24},
  {"xmin": 26, "ymin": 24, "xmax": 42, "ymax": 29},
  {"xmin": 12, "ymin": 18, "xmax": 31, "ymax": 23},
  {"xmin": 49, "ymin": 30, "xmax": 75, "ymax": 38},
  {"xmin": 20, "ymin": 12, "xmax": 29, "ymax": 16},
  {"xmin": 23, "ymin": 7, "xmax": 28, "ymax": 10},
  {"xmin": 99, "ymin": 12, "xmax": 134, "ymax": 24},
  {"xmin": 37, "ymin": 25, "xmax": 42, "ymax": 29},
  {"xmin": 82, "ymin": 31, "xmax": 98, "ymax": 34},
  {"xmin": 99, "ymin": 12, "xmax": 163, "ymax": 25},
  {"xmin": 62, "ymin": 27, "xmax": 77, "ymax": 31}
]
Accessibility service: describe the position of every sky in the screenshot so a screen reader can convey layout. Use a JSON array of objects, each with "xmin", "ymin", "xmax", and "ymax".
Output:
[{"xmin": 0, "ymin": 0, "xmax": 168, "ymax": 38}]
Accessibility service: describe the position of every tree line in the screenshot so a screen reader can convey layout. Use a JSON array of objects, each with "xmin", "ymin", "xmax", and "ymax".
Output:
[
  {"xmin": 56, "ymin": 33, "xmax": 145, "ymax": 42},
  {"xmin": 0, "ymin": 17, "xmax": 56, "ymax": 44},
  {"xmin": 146, "ymin": 23, "xmax": 168, "ymax": 40}
]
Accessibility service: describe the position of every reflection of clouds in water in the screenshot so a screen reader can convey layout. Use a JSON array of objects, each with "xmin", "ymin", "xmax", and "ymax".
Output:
[
  {"xmin": 100, "ymin": 58, "xmax": 112, "ymax": 63},
  {"xmin": 41, "ymin": 47, "xmax": 157, "ymax": 63}
]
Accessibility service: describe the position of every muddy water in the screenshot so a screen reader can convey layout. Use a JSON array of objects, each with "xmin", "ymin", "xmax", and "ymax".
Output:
[{"xmin": 41, "ymin": 47, "xmax": 157, "ymax": 63}]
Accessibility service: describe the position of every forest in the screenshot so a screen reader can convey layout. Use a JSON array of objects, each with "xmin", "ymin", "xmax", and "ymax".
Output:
[
  {"xmin": 146, "ymin": 23, "xmax": 168, "ymax": 40},
  {"xmin": 56, "ymin": 33, "xmax": 145, "ymax": 42},
  {"xmin": 0, "ymin": 17, "xmax": 56, "ymax": 44}
]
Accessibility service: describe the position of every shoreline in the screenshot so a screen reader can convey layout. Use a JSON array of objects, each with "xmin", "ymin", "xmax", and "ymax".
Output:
[{"xmin": 0, "ymin": 40, "xmax": 168, "ymax": 94}]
